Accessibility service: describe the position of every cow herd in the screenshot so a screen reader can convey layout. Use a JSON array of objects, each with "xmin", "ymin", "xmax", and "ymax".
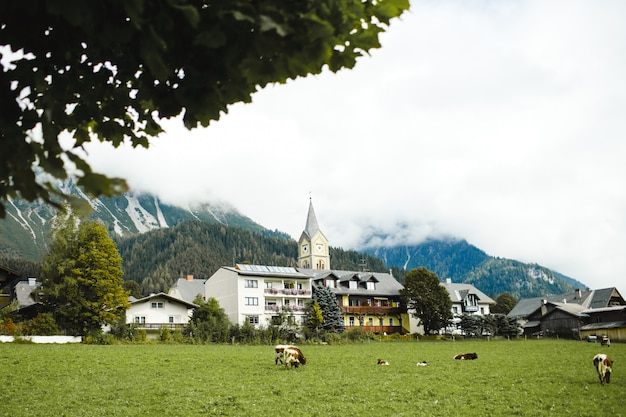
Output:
[{"xmin": 274, "ymin": 345, "xmax": 615, "ymax": 385}]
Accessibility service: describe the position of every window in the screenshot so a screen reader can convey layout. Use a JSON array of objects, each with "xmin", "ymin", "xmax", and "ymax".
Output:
[
  {"xmin": 244, "ymin": 279, "xmax": 258, "ymax": 288},
  {"xmin": 453, "ymin": 306, "xmax": 459, "ymax": 314},
  {"xmin": 297, "ymin": 283, "xmax": 303, "ymax": 290},
  {"xmin": 134, "ymin": 316, "xmax": 146, "ymax": 324},
  {"xmin": 349, "ymin": 316, "xmax": 355, "ymax": 326},
  {"xmin": 248, "ymin": 315, "xmax": 259, "ymax": 325},
  {"xmin": 349, "ymin": 298, "xmax": 360, "ymax": 307},
  {"xmin": 325, "ymin": 279, "xmax": 336, "ymax": 288},
  {"xmin": 151, "ymin": 302, "xmax": 164, "ymax": 309},
  {"xmin": 169, "ymin": 316, "xmax": 174, "ymax": 324},
  {"xmin": 366, "ymin": 281, "xmax": 376, "ymax": 290},
  {"xmin": 265, "ymin": 282, "xmax": 273, "ymax": 289},
  {"xmin": 379, "ymin": 318, "xmax": 384, "ymax": 326},
  {"xmin": 389, "ymin": 318, "xmax": 394, "ymax": 326},
  {"xmin": 245, "ymin": 297, "xmax": 259, "ymax": 306},
  {"xmin": 349, "ymin": 280, "xmax": 357, "ymax": 289},
  {"xmin": 368, "ymin": 317, "xmax": 374, "ymax": 326}
]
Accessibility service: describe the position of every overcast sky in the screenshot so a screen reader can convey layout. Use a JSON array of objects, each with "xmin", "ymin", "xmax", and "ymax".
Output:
[{"xmin": 83, "ymin": 1, "xmax": 626, "ymax": 293}]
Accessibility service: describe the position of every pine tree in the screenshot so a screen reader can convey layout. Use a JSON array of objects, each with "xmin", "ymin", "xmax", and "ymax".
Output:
[
  {"xmin": 313, "ymin": 286, "xmax": 344, "ymax": 333},
  {"xmin": 40, "ymin": 215, "xmax": 129, "ymax": 335}
]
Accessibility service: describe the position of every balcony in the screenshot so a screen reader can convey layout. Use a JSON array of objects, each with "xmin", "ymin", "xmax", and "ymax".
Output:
[
  {"xmin": 344, "ymin": 325, "xmax": 405, "ymax": 335},
  {"xmin": 134, "ymin": 323, "xmax": 187, "ymax": 330},
  {"xmin": 464, "ymin": 305, "xmax": 479, "ymax": 313},
  {"xmin": 264, "ymin": 288, "xmax": 310, "ymax": 296},
  {"xmin": 264, "ymin": 305, "xmax": 306, "ymax": 313},
  {"xmin": 340, "ymin": 305, "xmax": 403, "ymax": 315}
]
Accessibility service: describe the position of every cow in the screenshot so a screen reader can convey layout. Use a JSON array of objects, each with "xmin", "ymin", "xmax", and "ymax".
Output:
[
  {"xmin": 282, "ymin": 347, "xmax": 307, "ymax": 369},
  {"xmin": 377, "ymin": 359, "xmax": 390, "ymax": 365},
  {"xmin": 416, "ymin": 361, "xmax": 428, "ymax": 367},
  {"xmin": 274, "ymin": 344, "xmax": 306, "ymax": 368},
  {"xmin": 593, "ymin": 353, "xmax": 613, "ymax": 385},
  {"xmin": 454, "ymin": 353, "xmax": 478, "ymax": 360},
  {"xmin": 601, "ymin": 336, "xmax": 611, "ymax": 347},
  {"xmin": 274, "ymin": 344, "xmax": 304, "ymax": 365}
]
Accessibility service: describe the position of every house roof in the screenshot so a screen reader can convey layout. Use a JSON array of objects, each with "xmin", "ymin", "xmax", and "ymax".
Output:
[
  {"xmin": 581, "ymin": 321, "xmax": 626, "ymax": 331},
  {"xmin": 302, "ymin": 269, "xmax": 403, "ymax": 297},
  {"xmin": 224, "ymin": 264, "xmax": 311, "ymax": 279},
  {"xmin": 543, "ymin": 302, "xmax": 589, "ymax": 318},
  {"xmin": 169, "ymin": 278, "xmax": 206, "ymax": 303},
  {"xmin": 130, "ymin": 292, "xmax": 198, "ymax": 308},
  {"xmin": 441, "ymin": 282, "xmax": 496, "ymax": 305},
  {"xmin": 508, "ymin": 287, "xmax": 623, "ymax": 319},
  {"xmin": 14, "ymin": 280, "xmax": 41, "ymax": 308}
]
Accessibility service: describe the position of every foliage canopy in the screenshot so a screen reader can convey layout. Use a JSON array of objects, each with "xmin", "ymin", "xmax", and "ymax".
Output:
[
  {"xmin": 40, "ymin": 216, "xmax": 129, "ymax": 335},
  {"xmin": 400, "ymin": 267, "xmax": 453, "ymax": 334},
  {"xmin": 0, "ymin": 0, "xmax": 409, "ymax": 216}
]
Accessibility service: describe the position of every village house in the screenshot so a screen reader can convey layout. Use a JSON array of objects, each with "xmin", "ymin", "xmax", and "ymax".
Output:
[
  {"xmin": 125, "ymin": 292, "xmax": 197, "ymax": 338},
  {"xmin": 507, "ymin": 287, "xmax": 626, "ymax": 340}
]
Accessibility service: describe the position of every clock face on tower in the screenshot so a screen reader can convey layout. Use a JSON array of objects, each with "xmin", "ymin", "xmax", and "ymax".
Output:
[
  {"xmin": 302, "ymin": 245, "xmax": 308, "ymax": 253},
  {"xmin": 316, "ymin": 243, "xmax": 323, "ymax": 252}
]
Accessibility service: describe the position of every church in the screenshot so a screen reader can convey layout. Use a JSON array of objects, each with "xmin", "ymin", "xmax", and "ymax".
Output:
[{"xmin": 202, "ymin": 199, "xmax": 411, "ymax": 334}]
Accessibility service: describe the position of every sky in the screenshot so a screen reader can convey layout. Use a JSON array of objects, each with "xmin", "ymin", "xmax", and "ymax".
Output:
[{"xmin": 82, "ymin": 1, "xmax": 626, "ymax": 293}]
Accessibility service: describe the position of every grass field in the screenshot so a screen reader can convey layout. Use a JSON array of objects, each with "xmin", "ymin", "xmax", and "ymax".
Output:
[{"xmin": 0, "ymin": 339, "xmax": 623, "ymax": 416}]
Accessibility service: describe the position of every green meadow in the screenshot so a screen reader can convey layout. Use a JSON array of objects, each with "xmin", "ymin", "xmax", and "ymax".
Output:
[{"xmin": 0, "ymin": 339, "xmax": 623, "ymax": 417}]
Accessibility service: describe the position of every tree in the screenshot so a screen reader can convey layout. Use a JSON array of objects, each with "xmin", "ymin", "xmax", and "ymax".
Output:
[
  {"xmin": 491, "ymin": 292, "xmax": 518, "ymax": 315},
  {"xmin": 305, "ymin": 300, "xmax": 324, "ymax": 339},
  {"xmin": 40, "ymin": 215, "xmax": 129, "ymax": 335},
  {"xmin": 185, "ymin": 296, "xmax": 230, "ymax": 343},
  {"xmin": 0, "ymin": 1, "xmax": 409, "ymax": 217},
  {"xmin": 312, "ymin": 286, "xmax": 344, "ymax": 332},
  {"xmin": 400, "ymin": 267, "xmax": 453, "ymax": 335}
]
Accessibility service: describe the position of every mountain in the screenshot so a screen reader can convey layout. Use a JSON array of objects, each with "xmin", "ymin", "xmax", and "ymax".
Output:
[
  {"xmin": 363, "ymin": 239, "xmax": 588, "ymax": 299},
  {"xmin": 1, "ymin": 183, "xmax": 589, "ymax": 300},
  {"xmin": 0, "ymin": 179, "xmax": 288, "ymax": 261}
]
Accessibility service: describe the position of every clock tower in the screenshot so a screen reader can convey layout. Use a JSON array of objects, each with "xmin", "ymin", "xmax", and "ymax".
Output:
[{"xmin": 298, "ymin": 199, "xmax": 330, "ymax": 270}]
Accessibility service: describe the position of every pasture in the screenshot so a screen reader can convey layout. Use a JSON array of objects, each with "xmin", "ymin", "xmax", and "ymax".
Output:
[{"xmin": 0, "ymin": 339, "xmax": 623, "ymax": 416}]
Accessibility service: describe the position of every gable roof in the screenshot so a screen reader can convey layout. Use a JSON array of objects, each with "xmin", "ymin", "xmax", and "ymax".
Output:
[
  {"xmin": 169, "ymin": 277, "xmax": 206, "ymax": 303},
  {"xmin": 508, "ymin": 287, "xmax": 624, "ymax": 319},
  {"xmin": 442, "ymin": 282, "xmax": 496, "ymax": 305},
  {"xmin": 302, "ymin": 268, "xmax": 403, "ymax": 296},
  {"xmin": 130, "ymin": 292, "xmax": 198, "ymax": 309}
]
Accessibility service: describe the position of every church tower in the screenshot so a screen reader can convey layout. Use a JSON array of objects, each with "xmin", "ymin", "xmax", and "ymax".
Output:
[{"xmin": 298, "ymin": 199, "xmax": 330, "ymax": 270}]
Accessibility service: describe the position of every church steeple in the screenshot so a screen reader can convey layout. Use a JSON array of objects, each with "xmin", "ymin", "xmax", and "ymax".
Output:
[{"xmin": 298, "ymin": 198, "xmax": 330, "ymax": 270}]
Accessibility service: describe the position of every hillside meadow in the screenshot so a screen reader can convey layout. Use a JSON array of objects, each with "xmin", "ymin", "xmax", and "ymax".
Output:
[{"xmin": 0, "ymin": 339, "xmax": 623, "ymax": 417}]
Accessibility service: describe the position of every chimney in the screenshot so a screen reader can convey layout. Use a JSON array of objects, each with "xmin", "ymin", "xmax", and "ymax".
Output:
[
  {"xmin": 576, "ymin": 288, "xmax": 582, "ymax": 299},
  {"xmin": 446, "ymin": 278, "xmax": 452, "ymax": 284},
  {"xmin": 28, "ymin": 277, "xmax": 37, "ymax": 286},
  {"xmin": 186, "ymin": 275, "xmax": 194, "ymax": 281}
]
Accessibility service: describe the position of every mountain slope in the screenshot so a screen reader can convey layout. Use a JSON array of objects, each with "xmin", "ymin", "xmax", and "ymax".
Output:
[
  {"xmin": 363, "ymin": 239, "xmax": 588, "ymax": 299},
  {"xmin": 0, "ymin": 180, "xmax": 286, "ymax": 261}
]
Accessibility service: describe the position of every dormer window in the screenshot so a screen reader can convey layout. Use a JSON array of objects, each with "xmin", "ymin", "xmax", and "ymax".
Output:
[
  {"xmin": 349, "ymin": 280, "xmax": 358, "ymax": 289},
  {"xmin": 325, "ymin": 279, "xmax": 336, "ymax": 288},
  {"xmin": 366, "ymin": 281, "xmax": 376, "ymax": 290}
]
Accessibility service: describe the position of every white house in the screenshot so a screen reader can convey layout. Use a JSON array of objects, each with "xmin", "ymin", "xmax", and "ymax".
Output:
[
  {"xmin": 442, "ymin": 279, "xmax": 495, "ymax": 317},
  {"xmin": 204, "ymin": 264, "xmax": 312, "ymax": 328},
  {"xmin": 126, "ymin": 293, "xmax": 197, "ymax": 335}
]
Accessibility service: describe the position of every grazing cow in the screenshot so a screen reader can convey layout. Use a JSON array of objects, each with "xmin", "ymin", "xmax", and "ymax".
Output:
[
  {"xmin": 275, "ymin": 345, "xmax": 306, "ymax": 369},
  {"xmin": 454, "ymin": 353, "xmax": 478, "ymax": 360},
  {"xmin": 593, "ymin": 353, "xmax": 613, "ymax": 385},
  {"xmin": 274, "ymin": 344, "xmax": 305, "ymax": 365},
  {"xmin": 416, "ymin": 361, "xmax": 428, "ymax": 367},
  {"xmin": 601, "ymin": 336, "xmax": 611, "ymax": 347},
  {"xmin": 377, "ymin": 359, "xmax": 390, "ymax": 365}
]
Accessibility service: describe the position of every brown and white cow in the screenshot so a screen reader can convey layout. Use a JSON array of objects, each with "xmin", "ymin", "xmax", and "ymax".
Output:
[
  {"xmin": 454, "ymin": 353, "xmax": 478, "ymax": 360},
  {"xmin": 593, "ymin": 353, "xmax": 613, "ymax": 385},
  {"xmin": 377, "ymin": 359, "xmax": 390, "ymax": 365},
  {"xmin": 275, "ymin": 344, "xmax": 306, "ymax": 368}
]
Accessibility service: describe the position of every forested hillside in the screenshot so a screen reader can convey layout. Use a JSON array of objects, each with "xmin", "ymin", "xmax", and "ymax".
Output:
[
  {"xmin": 117, "ymin": 220, "xmax": 389, "ymax": 295},
  {"xmin": 365, "ymin": 239, "xmax": 586, "ymax": 299}
]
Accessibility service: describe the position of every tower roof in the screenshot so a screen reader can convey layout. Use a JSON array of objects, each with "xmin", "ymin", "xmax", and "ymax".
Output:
[{"xmin": 304, "ymin": 199, "xmax": 320, "ymax": 238}]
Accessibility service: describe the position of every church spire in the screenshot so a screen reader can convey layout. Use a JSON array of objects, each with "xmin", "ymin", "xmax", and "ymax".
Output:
[{"xmin": 304, "ymin": 198, "xmax": 320, "ymax": 239}]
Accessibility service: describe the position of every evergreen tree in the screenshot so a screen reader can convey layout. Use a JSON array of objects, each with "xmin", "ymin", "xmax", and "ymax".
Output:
[
  {"xmin": 313, "ymin": 286, "xmax": 344, "ymax": 333},
  {"xmin": 40, "ymin": 215, "xmax": 129, "ymax": 335},
  {"xmin": 305, "ymin": 300, "xmax": 324, "ymax": 339},
  {"xmin": 400, "ymin": 267, "xmax": 453, "ymax": 335},
  {"xmin": 185, "ymin": 296, "xmax": 230, "ymax": 343}
]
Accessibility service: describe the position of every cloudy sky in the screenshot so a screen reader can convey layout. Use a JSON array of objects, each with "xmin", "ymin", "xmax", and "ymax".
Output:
[{"xmin": 83, "ymin": 1, "xmax": 626, "ymax": 293}]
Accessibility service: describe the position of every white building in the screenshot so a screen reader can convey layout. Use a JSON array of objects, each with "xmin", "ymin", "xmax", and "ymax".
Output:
[
  {"xmin": 204, "ymin": 264, "xmax": 312, "ymax": 327},
  {"xmin": 442, "ymin": 279, "xmax": 495, "ymax": 317},
  {"xmin": 126, "ymin": 293, "xmax": 197, "ymax": 336}
]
